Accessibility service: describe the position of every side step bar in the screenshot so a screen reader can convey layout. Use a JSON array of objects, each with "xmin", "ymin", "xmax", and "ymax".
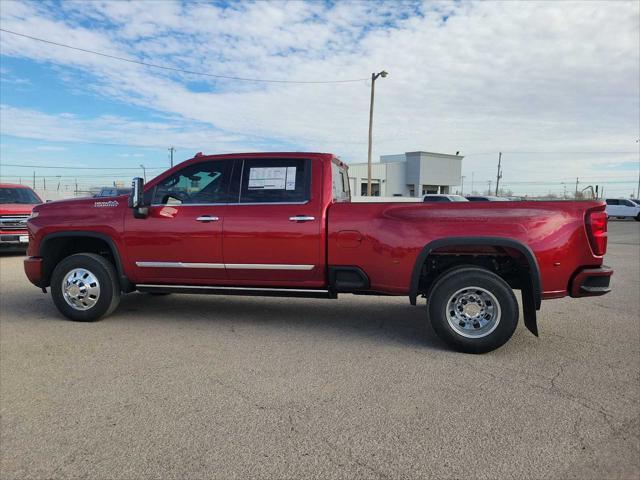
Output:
[{"xmin": 136, "ymin": 284, "xmax": 337, "ymax": 299}]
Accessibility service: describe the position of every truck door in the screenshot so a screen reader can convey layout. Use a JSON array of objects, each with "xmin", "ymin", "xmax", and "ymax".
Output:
[
  {"xmin": 123, "ymin": 159, "xmax": 234, "ymax": 284},
  {"xmin": 222, "ymin": 157, "xmax": 325, "ymax": 288}
]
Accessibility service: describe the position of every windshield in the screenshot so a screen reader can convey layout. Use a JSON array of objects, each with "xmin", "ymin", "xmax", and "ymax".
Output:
[{"xmin": 0, "ymin": 187, "xmax": 42, "ymax": 204}]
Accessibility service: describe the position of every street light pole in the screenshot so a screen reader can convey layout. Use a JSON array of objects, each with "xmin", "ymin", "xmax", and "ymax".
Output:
[
  {"xmin": 140, "ymin": 164, "xmax": 147, "ymax": 183},
  {"xmin": 494, "ymin": 152, "xmax": 502, "ymax": 196},
  {"xmin": 367, "ymin": 70, "xmax": 388, "ymax": 196},
  {"xmin": 636, "ymin": 138, "xmax": 639, "ymax": 198},
  {"xmin": 168, "ymin": 146, "xmax": 175, "ymax": 168}
]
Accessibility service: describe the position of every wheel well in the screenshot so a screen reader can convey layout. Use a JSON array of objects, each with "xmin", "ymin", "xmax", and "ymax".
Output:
[
  {"xmin": 417, "ymin": 247, "xmax": 529, "ymax": 298},
  {"xmin": 409, "ymin": 238, "xmax": 541, "ymax": 336},
  {"xmin": 40, "ymin": 236, "xmax": 118, "ymax": 288}
]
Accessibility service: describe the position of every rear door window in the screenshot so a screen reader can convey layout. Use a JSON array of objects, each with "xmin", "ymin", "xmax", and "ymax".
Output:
[{"xmin": 237, "ymin": 158, "xmax": 310, "ymax": 203}]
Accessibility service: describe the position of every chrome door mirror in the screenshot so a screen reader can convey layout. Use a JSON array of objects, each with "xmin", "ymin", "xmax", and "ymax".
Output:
[
  {"xmin": 128, "ymin": 177, "xmax": 148, "ymax": 218},
  {"xmin": 128, "ymin": 177, "xmax": 144, "ymax": 208}
]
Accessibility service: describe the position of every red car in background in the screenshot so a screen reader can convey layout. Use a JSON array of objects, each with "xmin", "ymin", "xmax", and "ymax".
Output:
[{"xmin": 0, "ymin": 183, "xmax": 42, "ymax": 250}]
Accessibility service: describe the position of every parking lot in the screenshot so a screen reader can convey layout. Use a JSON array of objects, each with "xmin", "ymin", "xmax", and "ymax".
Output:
[{"xmin": 0, "ymin": 221, "xmax": 638, "ymax": 479}]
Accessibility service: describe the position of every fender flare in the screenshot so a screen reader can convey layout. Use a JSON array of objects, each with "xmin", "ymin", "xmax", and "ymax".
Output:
[
  {"xmin": 39, "ymin": 231, "xmax": 133, "ymax": 292},
  {"xmin": 409, "ymin": 236, "xmax": 541, "ymax": 336}
]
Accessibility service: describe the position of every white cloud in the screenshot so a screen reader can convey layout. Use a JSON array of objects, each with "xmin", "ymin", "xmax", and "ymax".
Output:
[
  {"xmin": 34, "ymin": 145, "xmax": 67, "ymax": 151},
  {"xmin": 0, "ymin": 104, "xmax": 266, "ymax": 151},
  {"xmin": 0, "ymin": 0, "xmax": 638, "ymax": 195}
]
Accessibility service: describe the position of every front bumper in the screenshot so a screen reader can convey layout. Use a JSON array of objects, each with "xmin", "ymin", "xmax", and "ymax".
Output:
[
  {"xmin": 570, "ymin": 265, "xmax": 613, "ymax": 297},
  {"xmin": 0, "ymin": 232, "xmax": 29, "ymax": 247},
  {"xmin": 24, "ymin": 256, "xmax": 44, "ymax": 287}
]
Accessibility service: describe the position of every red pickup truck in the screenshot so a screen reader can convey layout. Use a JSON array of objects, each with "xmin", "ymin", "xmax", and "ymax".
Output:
[
  {"xmin": 24, "ymin": 152, "xmax": 612, "ymax": 353},
  {"xmin": 1, "ymin": 183, "xmax": 42, "ymax": 250}
]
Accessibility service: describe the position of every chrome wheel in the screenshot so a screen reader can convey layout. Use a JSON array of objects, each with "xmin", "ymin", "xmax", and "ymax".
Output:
[
  {"xmin": 445, "ymin": 286, "xmax": 501, "ymax": 338},
  {"xmin": 61, "ymin": 268, "xmax": 101, "ymax": 311}
]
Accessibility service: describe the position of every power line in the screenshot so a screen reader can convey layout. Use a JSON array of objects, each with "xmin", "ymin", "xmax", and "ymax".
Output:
[
  {"xmin": 1, "ymin": 174, "xmax": 154, "ymax": 179},
  {"xmin": 0, "ymin": 163, "xmax": 165, "ymax": 170},
  {"xmin": 464, "ymin": 151, "xmax": 636, "ymax": 156},
  {"xmin": 0, "ymin": 28, "xmax": 369, "ymax": 84}
]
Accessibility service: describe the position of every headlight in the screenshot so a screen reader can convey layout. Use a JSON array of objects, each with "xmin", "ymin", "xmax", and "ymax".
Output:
[{"xmin": 29, "ymin": 211, "xmax": 39, "ymax": 219}]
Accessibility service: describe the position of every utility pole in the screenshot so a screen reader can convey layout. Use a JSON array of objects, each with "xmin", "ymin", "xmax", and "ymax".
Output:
[
  {"xmin": 33, "ymin": 171, "xmax": 36, "ymax": 189},
  {"xmin": 75, "ymin": 178, "xmax": 78, "ymax": 196},
  {"xmin": 575, "ymin": 177, "xmax": 579, "ymax": 198},
  {"xmin": 367, "ymin": 70, "xmax": 388, "ymax": 196},
  {"xmin": 471, "ymin": 172, "xmax": 474, "ymax": 194},
  {"xmin": 636, "ymin": 139, "xmax": 639, "ymax": 198},
  {"xmin": 140, "ymin": 164, "xmax": 147, "ymax": 182},
  {"xmin": 495, "ymin": 152, "xmax": 502, "ymax": 196},
  {"xmin": 168, "ymin": 146, "xmax": 176, "ymax": 168},
  {"xmin": 487, "ymin": 180, "xmax": 492, "ymax": 196},
  {"xmin": 460, "ymin": 175, "xmax": 465, "ymax": 195}
]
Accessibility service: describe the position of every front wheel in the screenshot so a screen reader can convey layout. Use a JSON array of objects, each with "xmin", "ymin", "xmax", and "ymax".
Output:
[
  {"xmin": 635, "ymin": 214, "xmax": 640, "ymax": 222},
  {"xmin": 50, "ymin": 253, "xmax": 121, "ymax": 321},
  {"xmin": 427, "ymin": 267, "xmax": 519, "ymax": 353}
]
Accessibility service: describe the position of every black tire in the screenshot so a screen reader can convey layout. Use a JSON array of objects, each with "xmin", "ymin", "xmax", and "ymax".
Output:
[
  {"xmin": 634, "ymin": 214, "xmax": 640, "ymax": 222},
  {"xmin": 427, "ymin": 266, "xmax": 519, "ymax": 353},
  {"xmin": 50, "ymin": 253, "xmax": 121, "ymax": 321}
]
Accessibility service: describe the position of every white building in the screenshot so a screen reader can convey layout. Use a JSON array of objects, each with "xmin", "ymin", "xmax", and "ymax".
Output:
[{"xmin": 347, "ymin": 151, "xmax": 463, "ymax": 197}]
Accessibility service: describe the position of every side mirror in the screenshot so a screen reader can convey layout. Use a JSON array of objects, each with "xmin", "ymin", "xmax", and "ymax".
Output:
[
  {"xmin": 128, "ymin": 177, "xmax": 148, "ymax": 218},
  {"xmin": 128, "ymin": 177, "xmax": 144, "ymax": 208}
]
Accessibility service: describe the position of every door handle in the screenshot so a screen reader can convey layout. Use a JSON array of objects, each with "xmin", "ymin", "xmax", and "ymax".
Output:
[
  {"xmin": 196, "ymin": 216, "xmax": 220, "ymax": 222},
  {"xmin": 289, "ymin": 216, "xmax": 315, "ymax": 222}
]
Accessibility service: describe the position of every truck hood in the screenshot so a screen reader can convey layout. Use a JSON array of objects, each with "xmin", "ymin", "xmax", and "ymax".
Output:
[
  {"xmin": 33, "ymin": 195, "xmax": 128, "ymax": 211},
  {"xmin": 0, "ymin": 203, "xmax": 39, "ymax": 215}
]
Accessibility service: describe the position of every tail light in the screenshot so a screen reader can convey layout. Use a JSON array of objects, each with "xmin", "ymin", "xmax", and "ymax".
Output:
[{"xmin": 586, "ymin": 210, "xmax": 608, "ymax": 256}]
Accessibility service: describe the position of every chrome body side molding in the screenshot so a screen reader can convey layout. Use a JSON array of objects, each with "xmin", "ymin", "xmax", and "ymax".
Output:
[
  {"xmin": 136, "ymin": 262, "xmax": 314, "ymax": 271},
  {"xmin": 136, "ymin": 261, "xmax": 225, "ymax": 269},
  {"xmin": 224, "ymin": 263, "xmax": 314, "ymax": 270}
]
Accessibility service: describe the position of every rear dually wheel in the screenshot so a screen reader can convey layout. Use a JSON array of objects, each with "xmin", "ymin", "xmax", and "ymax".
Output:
[{"xmin": 427, "ymin": 266, "xmax": 519, "ymax": 353}]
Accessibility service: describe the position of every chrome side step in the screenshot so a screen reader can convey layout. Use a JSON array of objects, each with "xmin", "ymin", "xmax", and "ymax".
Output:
[{"xmin": 136, "ymin": 284, "xmax": 336, "ymax": 299}]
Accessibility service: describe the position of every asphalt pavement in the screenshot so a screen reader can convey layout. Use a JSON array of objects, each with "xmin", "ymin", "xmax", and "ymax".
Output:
[{"xmin": 1, "ymin": 221, "xmax": 638, "ymax": 479}]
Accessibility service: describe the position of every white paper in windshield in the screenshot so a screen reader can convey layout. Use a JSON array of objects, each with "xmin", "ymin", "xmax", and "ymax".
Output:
[{"xmin": 248, "ymin": 166, "xmax": 296, "ymax": 190}]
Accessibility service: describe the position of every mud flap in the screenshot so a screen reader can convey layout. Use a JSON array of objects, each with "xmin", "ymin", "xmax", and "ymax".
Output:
[{"xmin": 520, "ymin": 271, "xmax": 539, "ymax": 336}]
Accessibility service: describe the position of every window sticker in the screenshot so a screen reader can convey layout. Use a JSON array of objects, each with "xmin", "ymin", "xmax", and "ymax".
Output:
[
  {"xmin": 286, "ymin": 166, "xmax": 297, "ymax": 190},
  {"xmin": 248, "ymin": 166, "xmax": 296, "ymax": 190}
]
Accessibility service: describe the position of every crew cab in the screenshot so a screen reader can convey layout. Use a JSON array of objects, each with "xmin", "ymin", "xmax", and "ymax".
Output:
[
  {"xmin": 1, "ymin": 183, "xmax": 42, "ymax": 250},
  {"xmin": 23, "ymin": 152, "xmax": 612, "ymax": 353}
]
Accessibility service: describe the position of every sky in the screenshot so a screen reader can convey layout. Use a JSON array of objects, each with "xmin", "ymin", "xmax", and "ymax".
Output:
[{"xmin": 0, "ymin": 0, "xmax": 639, "ymax": 196}]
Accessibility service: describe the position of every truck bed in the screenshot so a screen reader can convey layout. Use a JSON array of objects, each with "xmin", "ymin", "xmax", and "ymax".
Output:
[{"xmin": 327, "ymin": 200, "xmax": 605, "ymax": 298}]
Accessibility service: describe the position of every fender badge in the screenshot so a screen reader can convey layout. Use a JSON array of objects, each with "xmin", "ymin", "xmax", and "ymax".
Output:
[{"xmin": 94, "ymin": 200, "xmax": 119, "ymax": 208}]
